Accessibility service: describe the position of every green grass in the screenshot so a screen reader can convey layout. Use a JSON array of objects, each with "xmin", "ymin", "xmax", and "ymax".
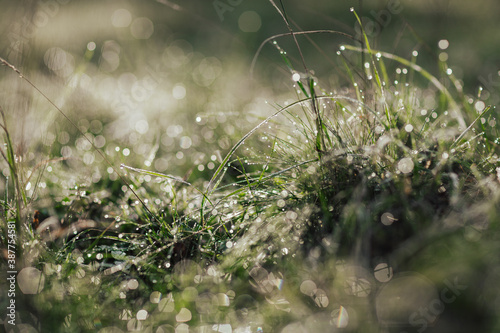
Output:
[{"xmin": 1, "ymin": 2, "xmax": 500, "ymax": 332}]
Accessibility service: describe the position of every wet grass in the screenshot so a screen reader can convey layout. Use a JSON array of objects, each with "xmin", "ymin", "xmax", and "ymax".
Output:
[{"xmin": 1, "ymin": 2, "xmax": 500, "ymax": 332}]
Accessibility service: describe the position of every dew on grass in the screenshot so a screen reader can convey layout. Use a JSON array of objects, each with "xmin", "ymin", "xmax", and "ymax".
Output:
[
  {"xmin": 398, "ymin": 157, "xmax": 414, "ymax": 174},
  {"xmin": 111, "ymin": 8, "xmax": 132, "ymax": 28},
  {"xmin": 18, "ymin": 267, "xmax": 44, "ymax": 294},
  {"xmin": 130, "ymin": 17, "xmax": 154, "ymax": 39},
  {"xmin": 300, "ymin": 280, "xmax": 317, "ymax": 296},
  {"xmin": 167, "ymin": 125, "xmax": 183, "ymax": 138},
  {"xmin": 172, "ymin": 84, "xmax": 186, "ymax": 100},
  {"xmin": 135, "ymin": 119, "xmax": 149, "ymax": 134},
  {"xmin": 404, "ymin": 124, "xmax": 413, "ymax": 133},
  {"xmin": 438, "ymin": 39, "xmax": 449, "ymax": 50},
  {"xmin": 344, "ymin": 277, "xmax": 371, "ymax": 297},
  {"xmin": 376, "ymin": 273, "xmax": 438, "ymax": 325},
  {"xmin": 380, "ymin": 212, "xmax": 396, "ymax": 226},
  {"xmin": 314, "ymin": 289, "xmax": 329, "ymax": 307},
  {"xmin": 61, "ymin": 146, "xmax": 72, "ymax": 158},
  {"xmin": 180, "ymin": 136, "xmax": 192, "ymax": 149},
  {"xmin": 330, "ymin": 305, "xmax": 349, "ymax": 328},
  {"xmin": 84, "ymin": 42, "xmax": 97, "ymax": 53},
  {"xmin": 83, "ymin": 152, "xmax": 95, "ymax": 165},
  {"xmin": 94, "ymin": 135, "xmax": 106, "ymax": 148},
  {"xmin": 176, "ymin": 308, "xmax": 192, "ymax": 322},
  {"xmin": 127, "ymin": 279, "xmax": 139, "ymax": 290},
  {"xmin": 286, "ymin": 211, "xmax": 298, "ymax": 220},
  {"xmin": 127, "ymin": 319, "xmax": 142, "ymax": 331},
  {"xmin": 57, "ymin": 131, "xmax": 70, "ymax": 145},
  {"xmin": 475, "ymin": 100, "xmax": 486, "ymax": 112},
  {"xmin": 182, "ymin": 287, "xmax": 198, "ymax": 302},
  {"xmin": 76, "ymin": 268, "xmax": 86, "ymax": 279},
  {"xmin": 44, "ymin": 47, "xmax": 74, "ymax": 77},
  {"xmin": 374, "ymin": 263, "xmax": 393, "ymax": 282}
]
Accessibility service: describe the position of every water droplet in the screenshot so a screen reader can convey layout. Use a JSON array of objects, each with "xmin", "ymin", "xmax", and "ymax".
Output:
[
  {"xmin": 381, "ymin": 212, "xmax": 397, "ymax": 226},
  {"xmin": 136, "ymin": 309, "xmax": 148, "ymax": 321},
  {"xmin": 300, "ymin": 280, "xmax": 317, "ymax": 296},
  {"xmin": 176, "ymin": 308, "xmax": 192, "ymax": 322},
  {"xmin": 374, "ymin": 263, "xmax": 393, "ymax": 282},
  {"xmin": 332, "ymin": 306, "xmax": 349, "ymax": 328},
  {"xmin": 127, "ymin": 279, "xmax": 139, "ymax": 290},
  {"xmin": 475, "ymin": 100, "xmax": 486, "ymax": 112},
  {"xmin": 398, "ymin": 157, "xmax": 414, "ymax": 174},
  {"xmin": 438, "ymin": 39, "xmax": 449, "ymax": 50}
]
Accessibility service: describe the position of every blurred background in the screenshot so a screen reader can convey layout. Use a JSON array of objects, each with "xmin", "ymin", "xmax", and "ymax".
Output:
[
  {"xmin": 0, "ymin": 0, "xmax": 499, "ymax": 209},
  {"xmin": 1, "ymin": 2, "xmax": 499, "ymax": 331}
]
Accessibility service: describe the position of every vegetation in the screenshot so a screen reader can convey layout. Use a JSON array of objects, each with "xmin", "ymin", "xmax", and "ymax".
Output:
[{"xmin": 1, "ymin": 1, "xmax": 500, "ymax": 332}]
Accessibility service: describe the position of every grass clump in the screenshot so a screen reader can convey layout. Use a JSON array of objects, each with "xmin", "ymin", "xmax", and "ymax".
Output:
[{"xmin": 2, "ymin": 3, "xmax": 500, "ymax": 332}]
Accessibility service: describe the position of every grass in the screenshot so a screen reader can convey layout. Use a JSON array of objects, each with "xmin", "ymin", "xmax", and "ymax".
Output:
[{"xmin": 1, "ymin": 2, "xmax": 500, "ymax": 332}]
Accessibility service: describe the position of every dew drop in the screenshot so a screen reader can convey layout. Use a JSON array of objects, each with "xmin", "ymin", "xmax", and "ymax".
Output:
[
  {"xmin": 397, "ymin": 157, "xmax": 414, "ymax": 174},
  {"xmin": 332, "ymin": 306, "xmax": 349, "ymax": 328},
  {"xmin": 438, "ymin": 39, "xmax": 449, "ymax": 50},
  {"xmin": 381, "ymin": 212, "xmax": 397, "ymax": 226},
  {"xmin": 374, "ymin": 263, "xmax": 393, "ymax": 282}
]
